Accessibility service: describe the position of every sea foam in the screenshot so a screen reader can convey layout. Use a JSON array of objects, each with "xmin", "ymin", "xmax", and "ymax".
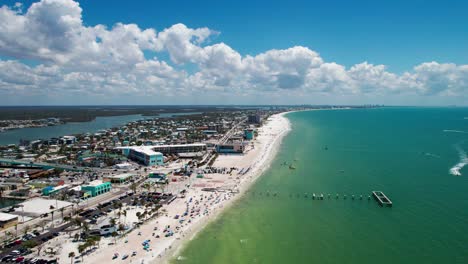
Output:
[
  {"xmin": 443, "ymin": 129, "xmax": 468, "ymax": 134},
  {"xmin": 449, "ymin": 146, "xmax": 468, "ymax": 176}
]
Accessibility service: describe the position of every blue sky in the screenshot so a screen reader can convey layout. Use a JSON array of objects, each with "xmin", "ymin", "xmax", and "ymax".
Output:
[
  {"xmin": 0, "ymin": 0, "xmax": 467, "ymax": 105},
  {"xmin": 74, "ymin": 0, "xmax": 468, "ymax": 72}
]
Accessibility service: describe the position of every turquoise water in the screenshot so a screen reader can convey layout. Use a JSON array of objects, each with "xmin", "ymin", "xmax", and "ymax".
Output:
[
  {"xmin": 0, "ymin": 112, "xmax": 201, "ymax": 146},
  {"xmin": 175, "ymin": 107, "xmax": 468, "ymax": 264}
]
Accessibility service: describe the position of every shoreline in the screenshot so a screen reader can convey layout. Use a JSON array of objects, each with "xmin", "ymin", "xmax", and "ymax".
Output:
[
  {"xmin": 53, "ymin": 112, "xmax": 292, "ymax": 264},
  {"xmin": 160, "ymin": 112, "xmax": 292, "ymax": 263}
]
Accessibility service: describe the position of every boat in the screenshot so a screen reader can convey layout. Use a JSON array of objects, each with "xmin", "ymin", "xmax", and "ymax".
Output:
[{"xmin": 289, "ymin": 164, "xmax": 296, "ymax": 170}]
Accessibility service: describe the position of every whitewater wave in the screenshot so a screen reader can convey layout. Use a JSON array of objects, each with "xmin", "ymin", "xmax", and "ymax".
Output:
[
  {"xmin": 449, "ymin": 146, "xmax": 468, "ymax": 176},
  {"xmin": 443, "ymin": 130, "xmax": 468, "ymax": 134}
]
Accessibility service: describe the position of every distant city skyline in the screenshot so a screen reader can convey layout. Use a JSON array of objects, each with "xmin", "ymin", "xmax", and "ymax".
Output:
[{"xmin": 0, "ymin": 0, "xmax": 467, "ymax": 105}]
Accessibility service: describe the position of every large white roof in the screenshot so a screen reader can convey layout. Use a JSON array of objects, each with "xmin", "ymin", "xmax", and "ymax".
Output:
[{"xmin": 0, "ymin": 212, "xmax": 18, "ymax": 222}]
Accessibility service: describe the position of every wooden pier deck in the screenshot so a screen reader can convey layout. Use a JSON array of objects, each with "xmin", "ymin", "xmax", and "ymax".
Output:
[{"xmin": 372, "ymin": 191, "xmax": 392, "ymax": 207}]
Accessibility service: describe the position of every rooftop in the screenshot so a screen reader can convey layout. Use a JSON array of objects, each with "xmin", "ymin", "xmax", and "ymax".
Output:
[
  {"xmin": 105, "ymin": 173, "xmax": 134, "ymax": 179},
  {"xmin": 0, "ymin": 212, "xmax": 18, "ymax": 222},
  {"xmin": 16, "ymin": 198, "xmax": 72, "ymax": 216},
  {"xmin": 83, "ymin": 180, "xmax": 107, "ymax": 187}
]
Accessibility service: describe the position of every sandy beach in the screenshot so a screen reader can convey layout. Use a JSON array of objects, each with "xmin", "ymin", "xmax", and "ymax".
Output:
[{"xmin": 53, "ymin": 112, "xmax": 291, "ymax": 264}]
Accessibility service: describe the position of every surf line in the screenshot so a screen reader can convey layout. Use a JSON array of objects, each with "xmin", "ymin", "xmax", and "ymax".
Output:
[
  {"xmin": 443, "ymin": 129, "xmax": 468, "ymax": 134},
  {"xmin": 449, "ymin": 145, "xmax": 468, "ymax": 176}
]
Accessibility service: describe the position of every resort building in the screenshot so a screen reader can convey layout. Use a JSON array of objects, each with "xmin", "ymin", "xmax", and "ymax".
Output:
[
  {"xmin": 216, "ymin": 141, "xmax": 246, "ymax": 153},
  {"xmin": 81, "ymin": 180, "xmax": 112, "ymax": 197},
  {"xmin": 248, "ymin": 114, "xmax": 262, "ymax": 124},
  {"xmin": 0, "ymin": 212, "xmax": 18, "ymax": 230},
  {"xmin": 244, "ymin": 128, "xmax": 255, "ymax": 140},
  {"xmin": 103, "ymin": 173, "xmax": 134, "ymax": 184}
]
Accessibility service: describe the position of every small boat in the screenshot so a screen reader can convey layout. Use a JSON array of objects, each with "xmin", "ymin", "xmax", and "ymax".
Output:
[
  {"xmin": 312, "ymin": 193, "xmax": 316, "ymax": 199},
  {"xmin": 320, "ymin": 194, "xmax": 324, "ymax": 200},
  {"xmin": 289, "ymin": 165, "xmax": 296, "ymax": 170}
]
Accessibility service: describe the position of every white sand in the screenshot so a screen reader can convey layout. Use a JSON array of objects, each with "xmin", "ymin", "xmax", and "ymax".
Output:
[{"xmin": 56, "ymin": 112, "xmax": 291, "ymax": 264}]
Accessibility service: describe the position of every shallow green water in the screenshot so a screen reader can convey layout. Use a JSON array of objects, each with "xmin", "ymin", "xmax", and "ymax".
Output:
[{"xmin": 175, "ymin": 107, "xmax": 468, "ymax": 264}]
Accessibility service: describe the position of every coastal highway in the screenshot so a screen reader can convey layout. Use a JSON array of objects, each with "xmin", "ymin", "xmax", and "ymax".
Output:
[{"xmin": 217, "ymin": 117, "xmax": 247, "ymax": 145}]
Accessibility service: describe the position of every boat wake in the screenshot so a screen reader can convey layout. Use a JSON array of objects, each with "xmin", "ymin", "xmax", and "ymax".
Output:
[
  {"xmin": 449, "ymin": 146, "xmax": 468, "ymax": 176},
  {"xmin": 443, "ymin": 129, "xmax": 468, "ymax": 134}
]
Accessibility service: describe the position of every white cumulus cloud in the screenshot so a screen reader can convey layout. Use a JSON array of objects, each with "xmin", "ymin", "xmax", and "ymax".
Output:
[{"xmin": 0, "ymin": 0, "xmax": 467, "ymax": 105}]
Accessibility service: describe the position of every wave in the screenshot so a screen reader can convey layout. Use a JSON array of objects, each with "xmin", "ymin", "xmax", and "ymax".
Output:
[
  {"xmin": 443, "ymin": 130, "xmax": 468, "ymax": 134},
  {"xmin": 449, "ymin": 146, "xmax": 468, "ymax": 176}
]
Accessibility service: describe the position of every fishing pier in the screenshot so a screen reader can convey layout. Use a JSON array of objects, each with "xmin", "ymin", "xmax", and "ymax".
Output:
[{"xmin": 372, "ymin": 191, "xmax": 393, "ymax": 207}]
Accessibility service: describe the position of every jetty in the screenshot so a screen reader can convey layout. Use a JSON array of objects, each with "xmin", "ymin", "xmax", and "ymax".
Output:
[{"xmin": 372, "ymin": 191, "xmax": 392, "ymax": 207}]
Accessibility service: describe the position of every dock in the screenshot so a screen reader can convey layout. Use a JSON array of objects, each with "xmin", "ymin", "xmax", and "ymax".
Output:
[{"xmin": 372, "ymin": 191, "xmax": 392, "ymax": 207}]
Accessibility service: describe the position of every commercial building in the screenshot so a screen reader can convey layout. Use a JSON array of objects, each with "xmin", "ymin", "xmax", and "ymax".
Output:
[
  {"xmin": 81, "ymin": 180, "xmax": 112, "ymax": 197},
  {"xmin": 103, "ymin": 173, "xmax": 133, "ymax": 184},
  {"xmin": 118, "ymin": 146, "xmax": 164, "ymax": 166},
  {"xmin": 0, "ymin": 212, "xmax": 18, "ymax": 230}
]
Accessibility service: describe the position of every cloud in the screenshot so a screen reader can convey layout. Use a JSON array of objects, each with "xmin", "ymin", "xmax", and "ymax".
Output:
[{"xmin": 0, "ymin": 0, "xmax": 467, "ymax": 105}]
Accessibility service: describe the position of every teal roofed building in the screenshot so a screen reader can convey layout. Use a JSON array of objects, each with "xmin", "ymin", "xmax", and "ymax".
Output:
[
  {"xmin": 244, "ymin": 129, "xmax": 255, "ymax": 140},
  {"xmin": 81, "ymin": 180, "xmax": 111, "ymax": 197}
]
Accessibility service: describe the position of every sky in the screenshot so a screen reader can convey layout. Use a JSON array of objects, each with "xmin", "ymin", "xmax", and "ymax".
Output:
[{"xmin": 0, "ymin": 0, "xmax": 467, "ymax": 106}]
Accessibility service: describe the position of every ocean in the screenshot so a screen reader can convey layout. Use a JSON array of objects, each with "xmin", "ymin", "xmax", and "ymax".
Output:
[{"xmin": 174, "ymin": 107, "xmax": 468, "ymax": 264}]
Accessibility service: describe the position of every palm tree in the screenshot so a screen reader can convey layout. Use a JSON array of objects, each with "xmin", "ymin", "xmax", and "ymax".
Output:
[
  {"xmin": 78, "ymin": 244, "xmax": 87, "ymax": 262},
  {"xmin": 68, "ymin": 252, "xmax": 75, "ymax": 264},
  {"xmin": 130, "ymin": 182, "xmax": 138, "ymax": 194},
  {"xmin": 59, "ymin": 207, "xmax": 65, "ymax": 221},
  {"xmin": 136, "ymin": 212, "xmax": 142, "ymax": 222},
  {"xmin": 111, "ymin": 231, "xmax": 118, "ymax": 244},
  {"xmin": 23, "ymin": 224, "xmax": 31, "ymax": 236},
  {"xmin": 122, "ymin": 210, "xmax": 127, "ymax": 225}
]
